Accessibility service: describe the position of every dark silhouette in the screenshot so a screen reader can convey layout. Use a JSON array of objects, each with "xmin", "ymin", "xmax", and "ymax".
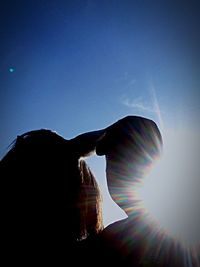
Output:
[
  {"xmin": 92, "ymin": 116, "xmax": 196, "ymax": 267},
  {"xmin": 1, "ymin": 129, "xmax": 104, "ymax": 264}
]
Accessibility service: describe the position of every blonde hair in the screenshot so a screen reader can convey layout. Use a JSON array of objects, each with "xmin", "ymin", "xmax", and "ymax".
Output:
[{"xmin": 78, "ymin": 160, "xmax": 103, "ymax": 240}]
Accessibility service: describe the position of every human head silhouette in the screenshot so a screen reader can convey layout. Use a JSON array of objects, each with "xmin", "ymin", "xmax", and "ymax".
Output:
[
  {"xmin": 96, "ymin": 116, "xmax": 163, "ymax": 215},
  {"xmin": 1, "ymin": 129, "xmax": 104, "ymax": 248}
]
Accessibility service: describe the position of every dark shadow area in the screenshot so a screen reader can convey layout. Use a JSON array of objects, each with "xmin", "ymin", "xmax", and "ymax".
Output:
[{"xmin": 1, "ymin": 129, "xmax": 104, "ymax": 265}]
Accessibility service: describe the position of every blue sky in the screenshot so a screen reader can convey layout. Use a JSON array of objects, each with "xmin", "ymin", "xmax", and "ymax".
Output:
[{"xmin": 0, "ymin": 1, "xmax": 200, "ymax": 227}]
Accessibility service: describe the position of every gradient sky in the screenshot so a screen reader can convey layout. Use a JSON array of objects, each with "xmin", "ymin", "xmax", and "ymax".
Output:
[{"xmin": 0, "ymin": 1, "xmax": 200, "ymax": 227}]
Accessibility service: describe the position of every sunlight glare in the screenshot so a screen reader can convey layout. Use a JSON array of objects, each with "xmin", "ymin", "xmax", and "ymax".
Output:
[{"xmin": 136, "ymin": 128, "xmax": 200, "ymax": 248}]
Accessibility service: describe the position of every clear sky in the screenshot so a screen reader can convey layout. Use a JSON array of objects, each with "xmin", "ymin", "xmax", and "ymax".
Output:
[{"xmin": 0, "ymin": 0, "xmax": 200, "ymax": 235}]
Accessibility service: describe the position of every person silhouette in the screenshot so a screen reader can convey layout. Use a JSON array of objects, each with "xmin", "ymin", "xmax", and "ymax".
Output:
[
  {"xmin": 1, "ymin": 128, "xmax": 105, "ymax": 265},
  {"xmin": 93, "ymin": 116, "xmax": 189, "ymax": 267}
]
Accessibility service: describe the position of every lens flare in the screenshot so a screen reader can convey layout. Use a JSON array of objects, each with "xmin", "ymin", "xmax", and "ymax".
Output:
[{"xmin": 135, "ymin": 128, "xmax": 200, "ymax": 266}]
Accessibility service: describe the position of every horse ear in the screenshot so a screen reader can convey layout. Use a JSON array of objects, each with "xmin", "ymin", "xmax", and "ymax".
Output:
[{"xmin": 69, "ymin": 129, "xmax": 105, "ymax": 157}]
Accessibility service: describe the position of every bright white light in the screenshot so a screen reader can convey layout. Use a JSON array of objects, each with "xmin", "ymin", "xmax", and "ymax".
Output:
[{"xmin": 136, "ymin": 128, "xmax": 200, "ymax": 247}]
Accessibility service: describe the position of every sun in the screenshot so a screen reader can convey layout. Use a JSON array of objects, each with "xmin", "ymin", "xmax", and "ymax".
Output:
[{"xmin": 135, "ymin": 128, "xmax": 200, "ymax": 250}]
